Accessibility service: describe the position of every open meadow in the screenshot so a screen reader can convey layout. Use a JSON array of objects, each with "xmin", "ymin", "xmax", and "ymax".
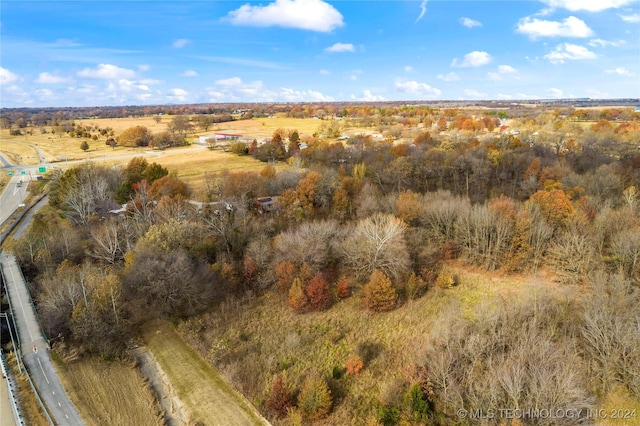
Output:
[{"xmin": 52, "ymin": 354, "xmax": 163, "ymax": 426}]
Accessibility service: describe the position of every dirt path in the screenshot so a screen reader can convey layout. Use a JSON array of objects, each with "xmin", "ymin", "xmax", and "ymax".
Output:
[{"xmin": 132, "ymin": 346, "xmax": 191, "ymax": 426}]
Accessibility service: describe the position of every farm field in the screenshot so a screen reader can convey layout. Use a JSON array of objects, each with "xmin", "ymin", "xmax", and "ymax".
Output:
[
  {"xmin": 143, "ymin": 320, "xmax": 268, "ymax": 426},
  {"xmin": 52, "ymin": 354, "xmax": 163, "ymax": 426}
]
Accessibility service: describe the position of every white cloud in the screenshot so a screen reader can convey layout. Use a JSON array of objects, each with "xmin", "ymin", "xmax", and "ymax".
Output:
[
  {"xmin": 540, "ymin": 0, "xmax": 639, "ymax": 12},
  {"xmin": 168, "ymin": 88, "xmax": 189, "ymax": 102},
  {"xmin": 497, "ymin": 93, "xmax": 513, "ymax": 100},
  {"xmin": 140, "ymin": 79, "xmax": 161, "ymax": 85},
  {"xmin": 355, "ymin": 89, "xmax": 386, "ymax": 101},
  {"xmin": 459, "ymin": 17, "xmax": 482, "ymax": 28},
  {"xmin": 404, "ymin": 66, "xmax": 414, "ymax": 73},
  {"xmin": 215, "ymin": 77, "xmax": 243, "ymax": 86},
  {"xmin": 0, "ymin": 67, "xmax": 19, "ymax": 84},
  {"xmin": 437, "ymin": 72, "xmax": 460, "ymax": 82},
  {"xmin": 416, "ymin": 0, "xmax": 428, "ymax": 23},
  {"xmin": 35, "ymin": 72, "xmax": 68, "ymax": 84},
  {"xmin": 35, "ymin": 88, "xmax": 54, "ymax": 98},
  {"xmin": 325, "ymin": 42, "xmax": 355, "ymax": 53},
  {"xmin": 605, "ymin": 67, "xmax": 634, "ymax": 76},
  {"xmin": 280, "ymin": 87, "xmax": 334, "ymax": 102},
  {"xmin": 226, "ymin": 0, "xmax": 344, "ymax": 32},
  {"xmin": 395, "ymin": 79, "xmax": 441, "ymax": 99},
  {"xmin": 589, "ymin": 38, "xmax": 625, "ymax": 47},
  {"xmin": 547, "ymin": 88, "xmax": 564, "ymax": 98},
  {"xmin": 452, "ymin": 51, "xmax": 491, "ymax": 68},
  {"xmin": 544, "ymin": 43, "xmax": 597, "ymax": 64},
  {"xmin": 319, "ymin": 69, "xmax": 330, "ymax": 75},
  {"xmin": 489, "ymin": 64, "xmax": 519, "ymax": 80},
  {"xmin": 619, "ymin": 13, "xmax": 640, "ymax": 23},
  {"xmin": 106, "ymin": 79, "xmax": 151, "ymax": 93},
  {"xmin": 181, "ymin": 70, "xmax": 198, "ymax": 77},
  {"xmin": 173, "ymin": 39, "xmax": 190, "ymax": 48},
  {"xmin": 517, "ymin": 16, "xmax": 593, "ymax": 39},
  {"xmin": 138, "ymin": 64, "xmax": 151, "ymax": 72},
  {"xmin": 77, "ymin": 64, "xmax": 136, "ymax": 79},
  {"xmin": 498, "ymin": 65, "xmax": 518, "ymax": 74},
  {"xmin": 464, "ymin": 89, "xmax": 487, "ymax": 99}
]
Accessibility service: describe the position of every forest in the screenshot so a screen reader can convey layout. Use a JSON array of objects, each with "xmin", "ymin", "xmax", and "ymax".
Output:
[{"xmin": 5, "ymin": 103, "xmax": 640, "ymax": 425}]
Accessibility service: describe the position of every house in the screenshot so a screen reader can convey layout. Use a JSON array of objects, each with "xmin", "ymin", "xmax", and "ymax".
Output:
[{"xmin": 199, "ymin": 132, "xmax": 245, "ymax": 145}]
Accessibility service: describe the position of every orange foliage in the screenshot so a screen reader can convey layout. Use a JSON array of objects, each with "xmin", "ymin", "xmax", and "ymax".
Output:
[
  {"xmin": 275, "ymin": 261, "xmax": 296, "ymax": 293},
  {"xmin": 336, "ymin": 276, "xmax": 351, "ymax": 298},
  {"xmin": 345, "ymin": 355, "xmax": 364, "ymax": 375},
  {"xmin": 529, "ymin": 189, "xmax": 575, "ymax": 228}
]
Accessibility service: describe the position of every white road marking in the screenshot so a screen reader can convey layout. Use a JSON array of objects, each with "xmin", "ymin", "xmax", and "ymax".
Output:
[
  {"xmin": 5, "ymin": 264, "xmax": 34, "ymax": 342},
  {"xmin": 37, "ymin": 357, "xmax": 50, "ymax": 384}
]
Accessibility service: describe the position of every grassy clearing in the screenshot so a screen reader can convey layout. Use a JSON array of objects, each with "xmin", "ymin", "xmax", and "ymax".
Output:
[
  {"xmin": 151, "ymin": 145, "xmax": 289, "ymax": 198},
  {"xmin": 144, "ymin": 320, "xmax": 267, "ymax": 426},
  {"xmin": 51, "ymin": 353, "xmax": 162, "ymax": 426},
  {"xmin": 177, "ymin": 263, "xmax": 627, "ymax": 425},
  {"xmin": 597, "ymin": 386, "xmax": 640, "ymax": 426}
]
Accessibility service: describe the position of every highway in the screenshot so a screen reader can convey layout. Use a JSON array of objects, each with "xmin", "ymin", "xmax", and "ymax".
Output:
[
  {"xmin": 1, "ymin": 253, "xmax": 84, "ymax": 425},
  {"xmin": 1, "ymin": 151, "xmax": 85, "ymax": 424},
  {"xmin": 0, "ymin": 176, "xmax": 29, "ymax": 226}
]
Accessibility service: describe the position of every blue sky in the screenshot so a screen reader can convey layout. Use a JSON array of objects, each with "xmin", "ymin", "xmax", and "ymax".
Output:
[{"xmin": 1, "ymin": 0, "xmax": 638, "ymax": 107}]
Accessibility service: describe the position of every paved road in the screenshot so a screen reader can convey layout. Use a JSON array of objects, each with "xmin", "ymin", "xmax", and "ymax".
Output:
[
  {"xmin": 1, "ymin": 253, "xmax": 85, "ymax": 425},
  {"xmin": 0, "ymin": 176, "xmax": 29, "ymax": 226}
]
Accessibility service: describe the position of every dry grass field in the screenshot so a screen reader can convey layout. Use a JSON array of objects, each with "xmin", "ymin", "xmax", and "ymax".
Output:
[
  {"xmin": 144, "ymin": 320, "xmax": 268, "ymax": 426},
  {"xmin": 151, "ymin": 145, "xmax": 288, "ymax": 198},
  {"xmin": 177, "ymin": 263, "xmax": 639, "ymax": 425},
  {"xmin": 52, "ymin": 354, "xmax": 163, "ymax": 426}
]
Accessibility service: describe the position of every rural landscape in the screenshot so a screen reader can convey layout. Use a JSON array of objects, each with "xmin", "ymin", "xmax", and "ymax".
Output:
[{"xmin": 1, "ymin": 99, "xmax": 639, "ymax": 425}]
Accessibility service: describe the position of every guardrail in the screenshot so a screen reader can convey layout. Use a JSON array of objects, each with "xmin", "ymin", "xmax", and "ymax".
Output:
[{"xmin": 0, "ymin": 349, "xmax": 25, "ymax": 425}]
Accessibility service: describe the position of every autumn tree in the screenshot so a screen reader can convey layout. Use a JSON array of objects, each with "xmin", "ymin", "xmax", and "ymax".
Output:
[
  {"xmin": 362, "ymin": 270, "xmax": 398, "ymax": 312},
  {"xmin": 298, "ymin": 374, "xmax": 333, "ymax": 420},
  {"xmin": 528, "ymin": 188, "xmax": 574, "ymax": 229},
  {"xmin": 80, "ymin": 140, "xmax": 89, "ymax": 151},
  {"xmin": 307, "ymin": 273, "xmax": 331, "ymax": 311},
  {"xmin": 288, "ymin": 277, "xmax": 309, "ymax": 313},
  {"xmin": 117, "ymin": 125, "xmax": 152, "ymax": 147},
  {"xmin": 275, "ymin": 261, "xmax": 297, "ymax": 293},
  {"xmin": 265, "ymin": 375, "xmax": 293, "ymax": 417}
]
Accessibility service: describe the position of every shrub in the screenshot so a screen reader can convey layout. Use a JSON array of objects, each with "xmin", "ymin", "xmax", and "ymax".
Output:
[
  {"xmin": 378, "ymin": 405, "xmax": 400, "ymax": 426},
  {"xmin": 362, "ymin": 270, "xmax": 398, "ymax": 312},
  {"xmin": 275, "ymin": 261, "xmax": 296, "ymax": 293},
  {"xmin": 288, "ymin": 277, "xmax": 308, "ymax": 313},
  {"xmin": 405, "ymin": 272, "xmax": 427, "ymax": 300},
  {"xmin": 298, "ymin": 374, "xmax": 332, "ymax": 420},
  {"xmin": 336, "ymin": 276, "xmax": 351, "ymax": 298},
  {"xmin": 345, "ymin": 355, "xmax": 364, "ymax": 375},
  {"xmin": 403, "ymin": 382, "xmax": 431, "ymax": 421},
  {"xmin": 265, "ymin": 375, "xmax": 293, "ymax": 418},
  {"xmin": 435, "ymin": 269, "xmax": 456, "ymax": 289},
  {"xmin": 307, "ymin": 273, "xmax": 331, "ymax": 311}
]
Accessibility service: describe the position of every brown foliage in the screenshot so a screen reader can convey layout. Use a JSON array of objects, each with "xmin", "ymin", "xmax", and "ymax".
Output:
[
  {"xmin": 287, "ymin": 277, "xmax": 308, "ymax": 313},
  {"xmin": 362, "ymin": 270, "xmax": 398, "ymax": 312},
  {"xmin": 275, "ymin": 261, "xmax": 296, "ymax": 293},
  {"xmin": 265, "ymin": 375, "xmax": 293, "ymax": 418},
  {"xmin": 307, "ymin": 273, "xmax": 331, "ymax": 311},
  {"xmin": 336, "ymin": 276, "xmax": 351, "ymax": 298}
]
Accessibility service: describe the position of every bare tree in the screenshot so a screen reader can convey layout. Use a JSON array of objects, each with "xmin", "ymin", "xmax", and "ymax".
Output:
[{"xmin": 341, "ymin": 213, "xmax": 410, "ymax": 281}]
